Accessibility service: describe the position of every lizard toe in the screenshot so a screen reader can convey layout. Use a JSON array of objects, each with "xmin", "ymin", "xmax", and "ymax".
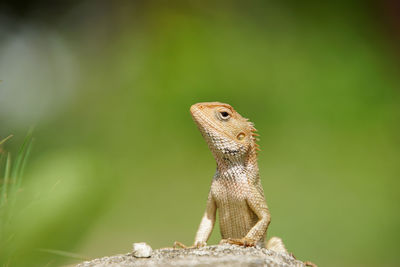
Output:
[{"xmin": 173, "ymin": 241, "xmax": 189, "ymax": 249}]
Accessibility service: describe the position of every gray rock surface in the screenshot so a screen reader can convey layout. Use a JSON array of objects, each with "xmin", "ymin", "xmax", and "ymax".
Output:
[{"xmin": 76, "ymin": 244, "xmax": 305, "ymax": 267}]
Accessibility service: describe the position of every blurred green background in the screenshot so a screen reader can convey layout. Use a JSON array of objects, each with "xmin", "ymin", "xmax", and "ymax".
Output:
[{"xmin": 0, "ymin": 1, "xmax": 399, "ymax": 266}]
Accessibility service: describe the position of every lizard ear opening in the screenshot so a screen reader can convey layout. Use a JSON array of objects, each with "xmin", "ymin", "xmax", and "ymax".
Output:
[{"xmin": 237, "ymin": 132, "xmax": 246, "ymax": 140}]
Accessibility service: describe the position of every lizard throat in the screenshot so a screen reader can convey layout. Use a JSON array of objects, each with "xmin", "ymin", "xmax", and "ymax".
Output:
[
  {"xmin": 215, "ymin": 159, "xmax": 259, "ymax": 182},
  {"xmin": 215, "ymin": 147, "xmax": 259, "ymax": 181}
]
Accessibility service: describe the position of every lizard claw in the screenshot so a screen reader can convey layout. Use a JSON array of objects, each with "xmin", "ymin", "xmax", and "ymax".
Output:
[
  {"xmin": 304, "ymin": 261, "xmax": 318, "ymax": 267},
  {"xmin": 219, "ymin": 237, "xmax": 256, "ymax": 247},
  {"xmin": 194, "ymin": 241, "xmax": 207, "ymax": 248},
  {"xmin": 173, "ymin": 241, "xmax": 189, "ymax": 249},
  {"xmin": 288, "ymin": 251, "xmax": 318, "ymax": 267},
  {"xmin": 173, "ymin": 241, "xmax": 206, "ymax": 249}
]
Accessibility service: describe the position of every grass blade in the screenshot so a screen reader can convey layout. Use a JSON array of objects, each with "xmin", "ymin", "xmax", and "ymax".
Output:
[
  {"xmin": 37, "ymin": 248, "xmax": 91, "ymax": 261},
  {"xmin": 10, "ymin": 129, "xmax": 33, "ymax": 196},
  {"xmin": 0, "ymin": 135, "xmax": 13, "ymax": 146},
  {"xmin": 0, "ymin": 152, "xmax": 4, "ymax": 173},
  {"xmin": 1, "ymin": 153, "xmax": 11, "ymax": 207},
  {"xmin": 16, "ymin": 138, "xmax": 33, "ymax": 189}
]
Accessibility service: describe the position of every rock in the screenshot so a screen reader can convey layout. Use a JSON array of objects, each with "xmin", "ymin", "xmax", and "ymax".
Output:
[
  {"xmin": 132, "ymin": 242, "xmax": 153, "ymax": 258},
  {"xmin": 76, "ymin": 244, "xmax": 306, "ymax": 267}
]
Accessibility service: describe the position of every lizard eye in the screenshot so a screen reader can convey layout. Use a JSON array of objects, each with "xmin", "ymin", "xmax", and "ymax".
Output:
[{"xmin": 218, "ymin": 111, "xmax": 231, "ymax": 120}]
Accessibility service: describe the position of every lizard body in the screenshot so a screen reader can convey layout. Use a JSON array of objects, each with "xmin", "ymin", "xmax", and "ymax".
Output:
[
  {"xmin": 174, "ymin": 101, "xmax": 317, "ymax": 266},
  {"xmin": 189, "ymin": 102, "xmax": 285, "ymax": 250}
]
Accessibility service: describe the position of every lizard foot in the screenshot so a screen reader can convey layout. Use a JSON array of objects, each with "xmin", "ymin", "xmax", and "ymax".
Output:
[
  {"xmin": 286, "ymin": 250, "xmax": 317, "ymax": 267},
  {"xmin": 287, "ymin": 251, "xmax": 317, "ymax": 267},
  {"xmin": 173, "ymin": 241, "xmax": 206, "ymax": 249},
  {"xmin": 173, "ymin": 241, "xmax": 190, "ymax": 249},
  {"xmin": 304, "ymin": 261, "xmax": 318, "ymax": 267},
  {"xmin": 219, "ymin": 237, "xmax": 256, "ymax": 247}
]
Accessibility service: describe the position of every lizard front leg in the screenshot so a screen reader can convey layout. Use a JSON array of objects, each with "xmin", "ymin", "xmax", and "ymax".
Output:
[
  {"xmin": 221, "ymin": 186, "xmax": 270, "ymax": 247},
  {"xmin": 244, "ymin": 187, "xmax": 270, "ymax": 245},
  {"xmin": 194, "ymin": 191, "xmax": 216, "ymax": 246},
  {"xmin": 174, "ymin": 191, "xmax": 216, "ymax": 249}
]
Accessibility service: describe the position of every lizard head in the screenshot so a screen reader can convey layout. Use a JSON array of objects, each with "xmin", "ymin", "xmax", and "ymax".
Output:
[{"xmin": 190, "ymin": 102, "xmax": 259, "ymax": 161}]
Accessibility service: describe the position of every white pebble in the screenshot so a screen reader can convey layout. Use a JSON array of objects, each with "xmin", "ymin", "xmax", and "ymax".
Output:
[{"xmin": 132, "ymin": 242, "xmax": 153, "ymax": 258}]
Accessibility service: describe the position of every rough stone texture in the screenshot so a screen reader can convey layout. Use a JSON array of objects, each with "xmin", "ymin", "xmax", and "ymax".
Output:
[{"xmin": 76, "ymin": 244, "xmax": 305, "ymax": 267}]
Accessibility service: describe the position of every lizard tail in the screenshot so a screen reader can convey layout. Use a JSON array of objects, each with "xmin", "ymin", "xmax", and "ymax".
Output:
[{"xmin": 266, "ymin": 236, "xmax": 288, "ymax": 253}]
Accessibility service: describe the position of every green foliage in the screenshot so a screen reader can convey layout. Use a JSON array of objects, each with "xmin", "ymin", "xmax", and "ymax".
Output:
[
  {"xmin": 0, "ymin": 133, "xmax": 114, "ymax": 266},
  {"xmin": 0, "ymin": 132, "xmax": 32, "ymax": 245}
]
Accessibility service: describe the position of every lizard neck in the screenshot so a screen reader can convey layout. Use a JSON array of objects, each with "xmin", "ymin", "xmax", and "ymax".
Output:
[{"xmin": 214, "ymin": 144, "xmax": 259, "ymax": 181}]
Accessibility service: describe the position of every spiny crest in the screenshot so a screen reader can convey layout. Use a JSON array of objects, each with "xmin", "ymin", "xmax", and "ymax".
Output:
[{"xmin": 246, "ymin": 119, "xmax": 260, "ymax": 152}]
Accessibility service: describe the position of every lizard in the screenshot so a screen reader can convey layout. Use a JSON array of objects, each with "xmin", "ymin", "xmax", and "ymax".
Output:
[
  {"xmin": 173, "ymin": 102, "xmax": 317, "ymax": 266},
  {"xmin": 174, "ymin": 102, "xmax": 287, "ymax": 252}
]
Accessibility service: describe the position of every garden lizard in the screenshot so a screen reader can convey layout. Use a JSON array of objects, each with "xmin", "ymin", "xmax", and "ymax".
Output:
[
  {"xmin": 174, "ymin": 102, "xmax": 316, "ymax": 266},
  {"xmin": 175, "ymin": 102, "xmax": 286, "ymax": 252}
]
